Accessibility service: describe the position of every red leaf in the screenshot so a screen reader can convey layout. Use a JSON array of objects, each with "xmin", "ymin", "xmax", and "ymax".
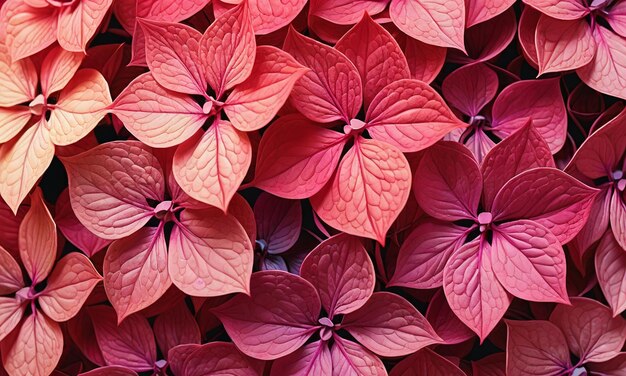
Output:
[
  {"xmin": 79, "ymin": 366, "xmax": 138, "ymax": 376},
  {"xmin": 183, "ymin": 342, "xmax": 263, "ymax": 376},
  {"xmin": 425, "ymin": 289, "xmax": 475, "ymax": 345},
  {"xmin": 153, "ymin": 304, "xmax": 200, "ymax": 356},
  {"xmin": 401, "ymin": 35, "xmax": 446, "ymax": 84},
  {"xmin": 214, "ymin": 0, "xmax": 307, "ymax": 34},
  {"xmin": 389, "ymin": 348, "xmax": 466, "ymax": 376},
  {"xmin": 595, "ymin": 231, "xmax": 626, "ymax": 316},
  {"xmin": 167, "ymin": 344, "xmax": 201, "ymax": 376}
]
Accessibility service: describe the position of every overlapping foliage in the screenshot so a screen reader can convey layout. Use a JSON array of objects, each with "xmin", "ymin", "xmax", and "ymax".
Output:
[{"xmin": 0, "ymin": 0, "xmax": 625, "ymax": 375}]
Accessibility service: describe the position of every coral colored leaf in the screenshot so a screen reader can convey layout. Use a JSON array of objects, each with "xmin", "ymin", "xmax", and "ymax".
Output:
[
  {"xmin": 1, "ymin": 311, "xmax": 63, "ymax": 376},
  {"xmin": 19, "ymin": 188, "xmax": 56, "ymax": 284},
  {"xmin": 212, "ymin": 271, "xmax": 319, "ymax": 360},
  {"xmin": 57, "ymin": 0, "xmax": 113, "ymax": 52},
  {"xmin": 0, "ymin": 107, "xmax": 31, "ymax": 144},
  {"xmin": 535, "ymin": 16, "xmax": 595, "ymax": 75},
  {"xmin": 252, "ymin": 115, "xmax": 347, "ymax": 199},
  {"xmin": 610, "ymin": 188, "xmax": 626, "ymax": 249},
  {"xmin": 153, "ymin": 305, "xmax": 200, "ymax": 356},
  {"xmin": 309, "ymin": 0, "xmax": 387, "ymax": 25},
  {"xmin": 491, "ymin": 78, "xmax": 567, "ymax": 153},
  {"xmin": 300, "ymin": 234, "xmax": 375, "ymax": 316},
  {"xmin": 491, "ymin": 220, "xmax": 569, "ymax": 304},
  {"xmin": 505, "ymin": 320, "xmax": 571, "ymax": 376},
  {"xmin": 550, "ymin": 297, "xmax": 626, "ymax": 363},
  {"xmin": 425, "ymin": 289, "xmax": 475, "ymax": 345},
  {"xmin": 481, "ymin": 121, "xmax": 555, "ymax": 210},
  {"xmin": 342, "ymin": 292, "xmax": 440, "ymax": 356},
  {"xmin": 103, "ymin": 226, "xmax": 170, "ymax": 322},
  {"xmin": 168, "ymin": 207, "xmax": 253, "ymax": 296},
  {"xmin": 55, "ymin": 189, "xmax": 111, "ymax": 257},
  {"xmin": 173, "ymin": 120, "xmax": 251, "ymax": 211},
  {"xmin": 390, "ymin": 0, "xmax": 466, "ymax": 51},
  {"xmin": 0, "ymin": 121, "xmax": 54, "ymax": 214},
  {"xmin": 330, "ymin": 337, "xmax": 387, "ymax": 376},
  {"xmin": 168, "ymin": 344, "xmax": 201, "ymax": 376},
  {"xmin": 214, "ymin": 0, "xmax": 307, "ymax": 34},
  {"xmin": 283, "ymin": 29, "xmax": 362, "ymax": 123},
  {"xmin": 62, "ymin": 141, "xmax": 164, "ymax": 240},
  {"xmin": 224, "ymin": 45, "xmax": 308, "ymax": 132},
  {"xmin": 492, "ymin": 168, "xmax": 598, "ymax": 244},
  {"xmin": 311, "ymin": 138, "xmax": 411, "ymax": 245},
  {"xmin": 138, "ymin": 19, "xmax": 205, "ymax": 95},
  {"xmin": 443, "ymin": 238, "xmax": 511, "ymax": 341},
  {"xmin": 335, "ymin": 13, "xmax": 410, "ymax": 109},
  {"xmin": 596, "ymin": 232, "xmax": 626, "ymax": 316},
  {"xmin": 48, "ymin": 69, "xmax": 112, "ymax": 146},
  {"xmin": 518, "ymin": 7, "xmax": 541, "ymax": 67},
  {"xmin": 38, "ymin": 253, "xmax": 101, "ymax": 322},
  {"xmin": 441, "ymin": 63, "xmax": 498, "ymax": 117},
  {"xmin": 466, "ymin": 0, "xmax": 515, "ymax": 27},
  {"xmin": 112, "ymin": 73, "xmax": 207, "ymax": 148},
  {"xmin": 254, "ymin": 192, "xmax": 302, "ymax": 254},
  {"xmin": 522, "ymin": 0, "xmax": 589, "ymax": 20},
  {"xmin": 366, "ymin": 80, "xmax": 466, "ymax": 153},
  {"xmin": 269, "ymin": 340, "xmax": 331, "ymax": 376},
  {"xmin": 0, "ymin": 298, "xmax": 25, "ymax": 342},
  {"xmin": 389, "ymin": 348, "xmax": 466, "ymax": 376},
  {"xmin": 0, "ymin": 246, "xmax": 23, "ymax": 294},
  {"xmin": 200, "ymin": 2, "xmax": 256, "ymax": 97},
  {"xmin": 79, "ymin": 366, "xmax": 138, "ymax": 376},
  {"xmin": 401, "ymin": 36, "xmax": 446, "ymax": 84},
  {"xmin": 413, "ymin": 141, "xmax": 482, "ymax": 222},
  {"xmin": 0, "ymin": 42, "xmax": 37, "ymax": 106},
  {"xmin": 578, "ymin": 26, "xmax": 626, "ymax": 100},
  {"xmin": 39, "ymin": 47, "xmax": 83, "ymax": 98},
  {"xmin": 228, "ymin": 193, "xmax": 257, "ymax": 245},
  {"xmin": 3, "ymin": 0, "xmax": 57, "ymax": 61},
  {"xmin": 184, "ymin": 342, "xmax": 263, "ymax": 376},
  {"xmin": 89, "ymin": 306, "xmax": 157, "ymax": 371}
]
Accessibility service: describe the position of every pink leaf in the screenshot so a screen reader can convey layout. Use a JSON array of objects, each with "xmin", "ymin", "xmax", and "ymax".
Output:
[
  {"xmin": 138, "ymin": 19, "xmax": 206, "ymax": 95},
  {"xmin": 0, "ymin": 107, "xmax": 32, "ymax": 144},
  {"xmin": 0, "ymin": 298, "xmax": 25, "ymax": 342},
  {"xmin": 183, "ymin": 342, "xmax": 263, "ymax": 376},
  {"xmin": 465, "ymin": 0, "xmax": 515, "ymax": 27},
  {"xmin": 168, "ymin": 344, "xmax": 201, "ymax": 376},
  {"xmin": 401, "ymin": 36, "xmax": 446, "ymax": 84},
  {"xmin": 57, "ymin": 0, "xmax": 113, "ymax": 52},
  {"xmin": 578, "ymin": 26, "xmax": 626, "ymax": 100},
  {"xmin": 366, "ymin": 80, "xmax": 466, "ymax": 152},
  {"xmin": 535, "ymin": 16, "xmax": 596, "ymax": 75},
  {"xmin": 300, "ymin": 234, "xmax": 375, "ymax": 316},
  {"xmin": 342, "ymin": 292, "xmax": 440, "ymax": 356},
  {"xmin": 491, "ymin": 220, "xmax": 569, "ymax": 304},
  {"xmin": 505, "ymin": 320, "xmax": 571, "ymax": 376},
  {"xmin": 390, "ymin": 0, "xmax": 466, "ymax": 51},
  {"xmin": 335, "ymin": 13, "xmax": 410, "ymax": 109},
  {"xmin": 522, "ymin": 0, "xmax": 589, "ymax": 20},
  {"xmin": 214, "ymin": 0, "xmax": 307, "ymax": 34},
  {"xmin": 607, "ymin": 1, "xmax": 626, "ymax": 38},
  {"xmin": 212, "ymin": 271, "xmax": 319, "ymax": 360},
  {"xmin": 168, "ymin": 207, "xmax": 253, "ymax": 296},
  {"xmin": 89, "ymin": 306, "xmax": 157, "ymax": 371},
  {"xmin": 3, "ymin": 0, "xmax": 57, "ymax": 61},
  {"xmin": 103, "ymin": 226, "xmax": 170, "ymax": 322},
  {"xmin": 610, "ymin": 188, "xmax": 626, "ymax": 249},
  {"xmin": 595, "ymin": 231, "xmax": 626, "ymax": 316},
  {"xmin": 518, "ymin": 7, "xmax": 541, "ymax": 66},
  {"xmin": 112, "ymin": 73, "xmax": 207, "ymax": 148},
  {"xmin": 311, "ymin": 138, "xmax": 411, "ymax": 245},
  {"xmin": 38, "ymin": 253, "xmax": 102, "ymax": 322},
  {"xmin": 443, "ymin": 238, "xmax": 511, "ymax": 341},
  {"xmin": 19, "ymin": 188, "xmax": 56, "ymax": 284},
  {"xmin": 1, "ymin": 311, "xmax": 63, "ymax": 376},
  {"xmin": 269, "ymin": 341, "xmax": 331, "ymax": 376},
  {"xmin": 200, "ymin": 2, "xmax": 256, "ymax": 97},
  {"xmin": 330, "ymin": 337, "xmax": 387, "ymax": 376},
  {"xmin": 0, "ymin": 246, "xmax": 23, "ymax": 295},
  {"xmin": 79, "ymin": 366, "xmax": 138, "ymax": 376},
  {"xmin": 39, "ymin": 47, "xmax": 84, "ymax": 98},
  {"xmin": 481, "ymin": 121, "xmax": 555, "ymax": 210},
  {"xmin": 224, "ymin": 45, "xmax": 308, "ymax": 132},
  {"xmin": 570, "ymin": 188, "xmax": 612, "ymax": 260},
  {"xmin": 461, "ymin": 8, "xmax": 517, "ymax": 62},
  {"xmin": 309, "ymin": 0, "xmax": 387, "ymax": 25},
  {"xmin": 390, "ymin": 220, "xmax": 469, "ymax": 289},
  {"xmin": 491, "ymin": 78, "xmax": 567, "ymax": 153},
  {"xmin": 472, "ymin": 353, "xmax": 506, "ymax": 376},
  {"xmin": 550, "ymin": 297, "xmax": 626, "ymax": 363},
  {"xmin": 153, "ymin": 304, "xmax": 200, "ymax": 356},
  {"xmin": 413, "ymin": 141, "xmax": 481, "ymax": 221},
  {"xmin": 441, "ymin": 63, "xmax": 498, "ymax": 117},
  {"xmin": 173, "ymin": 120, "xmax": 251, "ymax": 211},
  {"xmin": 588, "ymin": 353, "xmax": 626, "ymax": 376},
  {"xmin": 492, "ymin": 168, "xmax": 598, "ymax": 244},
  {"xmin": 251, "ymin": 115, "xmax": 347, "ymax": 199},
  {"xmin": 62, "ymin": 141, "xmax": 164, "ymax": 240},
  {"xmin": 228, "ymin": 193, "xmax": 257, "ymax": 245},
  {"xmin": 426, "ymin": 289, "xmax": 475, "ymax": 345},
  {"xmin": 283, "ymin": 28, "xmax": 362, "ymax": 123},
  {"xmin": 389, "ymin": 348, "xmax": 466, "ymax": 376},
  {"xmin": 0, "ymin": 42, "xmax": 37, "ymax": 106},
  {"xmin": 254, "ymin": 192, "xmax": 302, "ymax": 254}
]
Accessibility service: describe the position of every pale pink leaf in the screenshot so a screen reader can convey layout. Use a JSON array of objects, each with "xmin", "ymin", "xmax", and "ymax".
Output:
[
  {"xmin": 0, "ymin": 246, "xmax": 23, "ymax": 295},
  {"xmin": 173, "ymin": 120, "xmax": 251, "ymax": 211},
  {"xmin": 441, "ymin": 63, "xmax": 498, "ymax": 117},
  {"xmin": 39, "ymin": 47, "xmax": 84, "ymax": 97},
  {"xmin": 254, "ymin": 192, "xmax": 301, "ymax": 254},
  {"xmin": 596, "ymin": 231, "xmax": 626, "ymax": 316},
  {"xmin": 184, "ymin": 342, "xmax": 263, "ymax": 376},
  {"xmin": 465, "ymin": 0, "xmax": 515, "ymax": 27},
  {"xmin": 330, "ymin": 337, "xmax": 387, "ymax": 376},
  {"xmin": 578, "ymin": 26, "xmax": 626, "ymax": 100},
  {"xmin": 0, "ymin": 42, "xmax": 37, "ymax": 106},
  {"xmin": 0, "ymin": 107, "xmax": 31, "ymax": 144},
  {"xmin": 62, "ymin": 141, "xmax": 164, "ymax": 239},
  {"xmin": 389, "ymin": 348, "xmax": 466, "ymax": 376},
  {"xmin": 366, "ymin": 80, "xmax": 466, "ymax": 152},
  {"xmin": 3, "ymin": 0, "xmax": 57, "ymax": 61},
  {"xmin": 224, "ymin": 45, "xmax": 308, "ymax": 132},
  {"xmin": 103, "ymin": 226, "xmax": 170, "ymax": 322},
  {"xmin": 153, "ymin": 304, "xmax": 200, "ymax": 356},
  {"xmin": 0, "ymin": 298, "xmax": 25, "ymax": 342},
  {"xmin": 390, "ymin": 0, "xmax": 465, "ymax": 50},
  {"xmin": 310, "ymin": 138, "xmax": 411, "ymax": 245},
  {"xmin": 505, "ymin": 320, "xmax": 571, "ymax": 376},
  {"xmin": 112, "ymin": 73, "xmax": 207, "ymax": 148},
  {"xmin": 168, "ymin": 207, "xmax": 253, "ymax": 296},
  {"xmin": 550, "ymin": 297, "xmax": 626, "ymax": 363},
  {"xmin": 535, "ymin": 16, "xmax": 596, "ymax": 75},
  {"xmin": 57, "ymin": 0, "xmax": 113, "ymax": 52},
  {"xmin": 522, "ymin": 0, "xmax": 589, "ymax": 20},
  {"xmin": 269, "ymin": 341, "xmax": 331, "ymax": 376},
  {"xmin": 300, "ymin": 234, "xmax": 375, "ymax": 316},
  {"xmin": 283, "ymin": 28, "xmax": 362, "ymax": 123},
  {"xmin": 251, "ymin": 115, "xmax": 347, "ymax": 199},
  {"xmin": 38, "ymin": 253, "xmax": 102, "ymax": 322},
  {"xmin": 212, "ymin": 271, "xmax": 319, "ymax": 360}
]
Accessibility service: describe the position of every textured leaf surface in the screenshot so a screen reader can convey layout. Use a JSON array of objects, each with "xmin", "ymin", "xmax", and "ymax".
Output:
[
  {"xmin": 39, "ymin": 47, "xmax": 83, "ymax": 98},
  {"xmin": 0, "ymin": 298, "xmax": 25, "ymax": 342},
  {"xmin": 522, "ymin": 0, "xmax": 589, "ymax": 20},
  {"xmin": 578, "ymin": 26, "xmax": 626, "ymax": 100},
  {"xmin": 57, "ymin": 0, "xmax": 113, "ymax": 52},
  {"xmin": 254, "ymin": 192, "xmax": 301, "ymax": 254},
  {"xmin": 466, "ymin": 0, "xmax": 515, "ymax": 26},
  {"xmin": 441, "ymin": 63, "xmax": 498, "ymax": 117},
  {"xmin": 535, "ymin": 16, "xmax": 595, "ymax": 75},
  {"xmin": 0, "ymin": 42, "xmax": 37, "ymax": 106},
  {"xmin": 153, "ymin": 305, "xmax": 200, "ymax": 356},
  {"xmin": 269, "ymin": 340, "xmax": 331, "ymax": 376},
  {"xmin": 596, "ymin": 232, "xmax": 626, "ymax": 316},
  {"xmin": 3, "ymin": 0, "xmax": 57, "ymax": 61},
  {"xmin": 19, "ymin": 188, "xmax": 56, "ymax": 284},
  {"xmin": 389, "ymin": 348, "xmax": 466, "ymax": 376},
  {"xmin": 184, "ymin": 342, "xmax": 262, "ymax": 376},
  {"xmin": 330, "ymin": 337, "xmax": 387, "ymax": 376},
  {"xmin": 0, "ymin": 246, "xmax": 23, "ymax": 295}
]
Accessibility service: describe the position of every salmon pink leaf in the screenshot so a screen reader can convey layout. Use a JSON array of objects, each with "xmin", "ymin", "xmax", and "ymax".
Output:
[
  {"xmin": 254, "ymin": 192, "xmax": 302, "ymax": 254},
  {"xmin": 578, "ymin": 26, "xmax": 626, "ymax": 100},
  {"xmin": 0, "ymin": 246, "xmax": 23, "ymax": 294},
  {"xmin": 183, "ymin": 342, "xmax": 264, "ymax": 376},
  {"xmin": 2, "ymin": 0, "xmax": 58, "ymax": 61},
  {"xmin": 595, "ymin": 232, "xmax": 626, "ymax": 316},
  {"xmin": 522, "ymin": 0, "xmax": 589, "ymax": 20},
  {"xmin": 0, "ymin": 42, "xmax": 37, "ymax": 107},
  {"xmin": 19, "ymin": 188, "xmax": 56, "ymax": 284},
  {"xmin": 466, "ymin": 0, "xmax": 515, "ymax": 27},
  {"xmin": 213, "ymin": 0, "xmax": 307, "ymax": 35},
  {"xmin": 39, "ymin": 47, "xmax": 84, "ymax": 98},
  {"xmin": 212, "ymin": 271, "xmax": 320, "ymax": 360},
  {"xmin": 308, "ymin": 0, "xmax": 387, "ymax": 25},
  {"xmin": 389, "ymin": 348, "xmax": 466, "ymax": 376},
  {"xmin": 0, "ymin": 298, "xmax": 25, "ymax": 343},
  {"xmin": 535, "ymin": 16, "xmax": 596, "ymax": 75},
  {"xmin": 56, "ymin": 0, "xmax": 113, "ymax": 53}
]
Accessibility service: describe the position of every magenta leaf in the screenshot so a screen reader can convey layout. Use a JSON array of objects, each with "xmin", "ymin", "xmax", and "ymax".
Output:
[
  {"xmin": 390, "ymin": 348, "xmax": 466, "ymax": 376},
  {"xmin": 183, "ymin": 342, "xmax": 264, "ymax": 376}
]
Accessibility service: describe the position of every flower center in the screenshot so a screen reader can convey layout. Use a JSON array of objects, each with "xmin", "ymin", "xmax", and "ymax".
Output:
[
  {"xmin": 15, "ymin": 286, "xmax": 34, "ymax": 303},
  {"xmin": 571, "ymin": 366, "xmax": 588, "ymax": 376},
  {"xmin": 477, "ymin": 212, "xmax": 493, "ymax": 232},
  {"xmin": 29, "ymin": 94, "xmax": 46, "ymax": 116},
  {"xmin": 203, "ymin": 97, "xmax": 224, "ymax": 116},
  {"xmin": 343, "ymin": 118, "xmax": 366, "ymax": 135},
  {"xmin": 318, "ymin": 317, "xmax": 334, "ymax": 341},
  {"xmin": 153, "ymin": 200, "xmax": 173, "ymax": 219}
]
